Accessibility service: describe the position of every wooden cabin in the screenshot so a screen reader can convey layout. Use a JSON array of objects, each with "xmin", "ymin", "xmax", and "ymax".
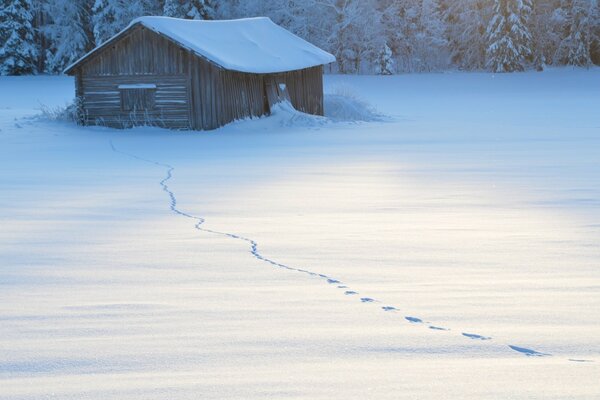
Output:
[{"xmin": 64, "ymin": 17, "xmax": 335, "ymax": 130}]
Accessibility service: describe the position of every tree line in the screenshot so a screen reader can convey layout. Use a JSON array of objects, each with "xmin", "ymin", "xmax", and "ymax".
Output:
[{"xmin": 1, "ymin": 0, "xmax": 599, "ymax": 75}]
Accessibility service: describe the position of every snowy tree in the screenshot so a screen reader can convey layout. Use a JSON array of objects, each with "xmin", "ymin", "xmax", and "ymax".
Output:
[
  {"xmin": 92, "ymin": 0, "xmax": 158, "ymax": 44},
  {"xmin": 555, "ymin": 0, "xmax": 596, "ymax": 66},
  {"xmin": 163, "ymin": 0, "xmax": 216, "ymax": 20},
  {"xmin": 0, "ymin": 0, "xmax": 37, "ymax": 74},
  {"xmin": 163, "ymin": 0, "xmax": 181, "ymax": 17},
  {"xmin": 31, "ymin": 0, "xmax": 49, "ymax": 73},
  {"xmin": 42, "ymin": 0, "xmax": 95, "ymax": 73},
  {"xmin": 414, "ymin": 0, "xmax": 450, "ymax": 71},
  {"xmin": 375, "ymin": 43, "xmax": 395, "ymax": 75},
  {"xmin": 593, "ymin": 0, "xmax": 600, "ymax": 64},
  {"xmin": 92, "ymin": 0, "xmax": 123, "ymax": 44},
  {"xmin": 0, "ymin": 0, "xmax": 38, "ymax": 75},
  {"xmin": 528, "ymin": 0, "xmax": 562, "ymax": 69},
  {"xmin": 442, "ymin": 0, "xmax": 491, "ymax": 70},
  {"xmin": 486, "ymin": 0, "xmax": 534, "ymax": 72},
  {"xmin": 327, "ymin": 0, "xmax": 385, "ymax": 73},
  {"xmin": 379, "ymin": 0, "xmax": 418, "ymax": 72},
  {"xmin": 5, "ymin": 0, "xmax": 599, "ymax": 75},
  {"xmin": 264, "ymin": 0, "xmax": 384, "ymax": 74}
]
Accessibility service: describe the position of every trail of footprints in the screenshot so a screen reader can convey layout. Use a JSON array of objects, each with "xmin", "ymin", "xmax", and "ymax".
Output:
[{"xmin": 111, "ymin": 141, "xmax": 592, "ymax": 363}]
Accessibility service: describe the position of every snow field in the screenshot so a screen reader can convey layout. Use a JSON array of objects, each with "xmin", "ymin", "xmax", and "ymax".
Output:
[{"xmin": 1, "ymin": 70, "xmax": 600, "ymax": 399}]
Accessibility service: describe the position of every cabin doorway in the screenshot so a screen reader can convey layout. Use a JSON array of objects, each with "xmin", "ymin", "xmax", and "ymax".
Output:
[{"xmin": 264, "ymin": 79, "xmax": 291, "ymax": 113}]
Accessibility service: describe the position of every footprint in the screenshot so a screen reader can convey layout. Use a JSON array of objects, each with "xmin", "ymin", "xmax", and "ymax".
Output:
[
  {"xmin": 569, "ymin": 359, "xmax": 594, "ymax": 363},
  {"xmin": 462, "ymin": 332, "xmax": 491, "ymax": 340},
  {"xmin": 337, "ymin": 285, "xmax": 348, "ymax": 289},
  {"xmin": 405, "ymin": 316, "xmax": 423, "ymax": 323},
  {"xmin": 382, "ymin": 306, "xmax": 397, "ymax": 312},
  {"xmin": 327, "ymin": 279, "xmax": 341, "ymax": 284},
  {"xmin": 508, "ymin": 345, "xmax": 549, "ymax": 357},
  {"xmin": 344, "ymin": 291, "xmax": 358, "ymax": 295},
  {"xmin": 360, "ymin": 297, "xmax": 375, "ymax": 303},
  {"xmin": 429, "ymin": 326, "xmax": 449, "ymax": 331}
]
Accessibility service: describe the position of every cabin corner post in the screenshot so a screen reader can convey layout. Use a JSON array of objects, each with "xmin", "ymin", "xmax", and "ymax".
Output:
[{"xmin": 187, "ymin": 52, "xmax": 194, "ymax": 130}]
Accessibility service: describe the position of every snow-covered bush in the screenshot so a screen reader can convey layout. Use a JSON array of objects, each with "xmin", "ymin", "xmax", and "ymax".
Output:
[
  {"xmin": 324, "ymin": 86, "xmax": 384, "ymax": 122},
  {"xmin": 38, "ymin": 98, "xmax": 81, "ymax": 123}
]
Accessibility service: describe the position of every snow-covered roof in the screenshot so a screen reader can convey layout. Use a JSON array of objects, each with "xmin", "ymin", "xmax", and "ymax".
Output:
[{"xmin": 65, "ymin": 16, "xmax": 335, "ymax": 74}]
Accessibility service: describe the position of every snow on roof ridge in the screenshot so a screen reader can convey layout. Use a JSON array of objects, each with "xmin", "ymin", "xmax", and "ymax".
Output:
[
  {"xmin": 65, "ymin": 16, "xmax": 335, "ymax": 75},
  {"xmin": 131, "ymin": 15, "xmax": 272, "ymax": 24}
]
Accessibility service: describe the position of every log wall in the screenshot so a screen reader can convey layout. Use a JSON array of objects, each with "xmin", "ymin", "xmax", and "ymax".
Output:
[{"xmin": 79, "ymin": 75, "xmax": 190, "ymax": 129}]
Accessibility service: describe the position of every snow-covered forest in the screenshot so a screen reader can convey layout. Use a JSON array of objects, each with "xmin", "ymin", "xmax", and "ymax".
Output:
[{"xmin": 1, "ymin": 0, "xmax": 599, "ymax": 75}]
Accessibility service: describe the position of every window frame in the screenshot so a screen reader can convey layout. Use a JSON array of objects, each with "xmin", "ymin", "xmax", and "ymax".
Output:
[{"xmin": 118, "ymin": 84, "xmax": 157, "ymax": 112}]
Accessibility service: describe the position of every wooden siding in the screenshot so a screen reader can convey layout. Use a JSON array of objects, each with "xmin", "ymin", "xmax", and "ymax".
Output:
[
  {"xmin": 75, "ymin": 26, "xmax": 191, "ymax": 129},
  {"xmin": 189, "ymin": 55, "xmax": 324, "ymax": 130},
  {"xmin": 80, "ymin": 75, "xmax": 190, "ymax": 129},
  {"xmin": 264, "ymin": 66, "xmax": 324, "ymax": 116},
  {"xmin": 81, "ymin": 26, "xmax": 190, "ymax": 76}
]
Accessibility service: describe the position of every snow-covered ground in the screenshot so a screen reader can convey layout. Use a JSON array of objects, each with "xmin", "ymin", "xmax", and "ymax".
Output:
[{"xmin": 1, "ymin": 70, "xmax": 599, "ymax": 399}]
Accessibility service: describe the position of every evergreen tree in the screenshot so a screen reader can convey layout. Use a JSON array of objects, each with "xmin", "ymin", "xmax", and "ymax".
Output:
[
  {"xmin": 375, "ymin": 42, "xmax": 395, "ymax": 75},
  {"xmin": 91, "ymin": 0, "xmax": 119, "ymax": 44},
  {"xmin": 42, "ymin": 0, "xmax": 95, "ymax": 73},
  {"xmin": 163, "ymin": 0, "xmax": 216, "ymax": 20},
  {"xmin": 556, "ymin": 0, "xmax": 595, "ymax": 66},
  {"xmin": 187, "ymin": 0, "xmax": 216, "ymax": 19},
  {"xmin": 163, "ymin": 0, "xmax": 182, "ymax": 17},
  {"xmin": 415, "ymin": 0, "xmax": 450, "ymax": 71},
  {"xmin": 290, "ymin": 0, "xmax": 383, "ymax": 74},
  {"xmin": 31, "ymin": 0, "xmax": 49, "ymax": 74},
  {"xmin": 442, "ymin": 0, "xmax": 491, "ymax": 70},
  {"xmin": 592, "ymin": 0, "xmax": 600, "ymax": 64},
  {"xmin": 0, "ymin": 0, "xmax": 38, "ymax": 75},
  {"xmin": 4, "ymin": 0, "xmax": 598, "ymax": 75},
  {"xmin": 92, "ymin": 0, "xmax": 157, "ymax": 44},
  {"xmin": 486, "ymin": 0, "xmax": 534, "ymax": 72}
]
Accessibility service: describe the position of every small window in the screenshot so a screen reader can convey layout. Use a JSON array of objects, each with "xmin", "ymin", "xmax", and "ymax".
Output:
[{"xmin": 118, "ymin": 84, "xmax": 156, "ymax": 112}]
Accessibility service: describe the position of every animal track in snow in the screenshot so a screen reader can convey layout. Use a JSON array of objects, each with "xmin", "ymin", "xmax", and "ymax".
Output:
[
  {"xmin": 429, "ymin": 326, "xmax": 449, "ymax": 331},
  {"xmin": 462, "ymin": 333, "xmax": 492, "ymax": 340},
  {"xmin": 508, "ymin": 345, "xmax": 550, "ymax": 357},
  {"xmin": 109, "ymin": 140, "xmax": 345, "ymax": 290},
  {"xmin": 110, "ymin": 141, "xmax": 590, "ymax": 362},
  {"xmin": 360, "ymin": 297, "xmax": 376, "ymax": 303}
]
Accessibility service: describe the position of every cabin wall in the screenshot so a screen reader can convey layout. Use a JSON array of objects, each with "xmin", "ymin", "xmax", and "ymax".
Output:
[
  {"xmin": 189, "ymin": 57, "xmax": 324, "ymax": 130},
  {"xmin": 80, "ymin": 75, "xmax": 190, "ymax": 129},
  {"xmin": 189, "ymin": 56, "xmax": 268, "ymax": 130},
  {"xmin": 76, "ymin": 26, "xmax": 192, "ymax": 129},
  {"xmin": 267, "ymin": 66, "xmax": 324, "ymax": 116}
]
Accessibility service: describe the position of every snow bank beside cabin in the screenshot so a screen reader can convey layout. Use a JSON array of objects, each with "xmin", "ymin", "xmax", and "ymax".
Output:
[{"xmin": 247, "ymin": 93, "xmax": 386, "ymax": 129}]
